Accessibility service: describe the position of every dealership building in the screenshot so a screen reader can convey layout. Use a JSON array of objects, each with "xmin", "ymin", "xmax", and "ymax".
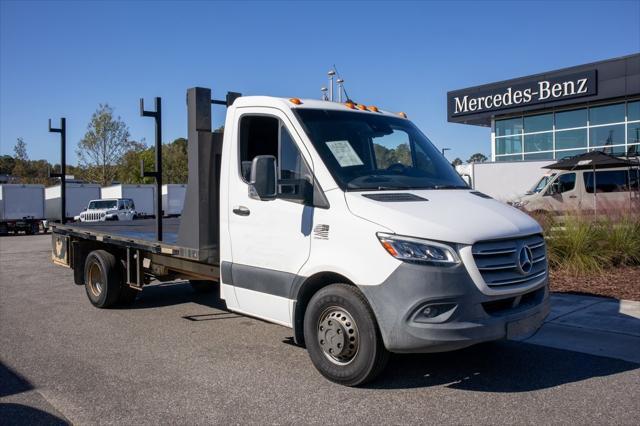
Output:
[{"xmin": 448, "ymin": 53, "xmax": 640, "ymax": 162}]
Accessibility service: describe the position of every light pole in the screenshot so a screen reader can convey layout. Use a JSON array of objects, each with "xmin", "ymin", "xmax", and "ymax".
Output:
[{"xmin": 327, "ymin": 70, "xmax": 335, "ymax": 101}]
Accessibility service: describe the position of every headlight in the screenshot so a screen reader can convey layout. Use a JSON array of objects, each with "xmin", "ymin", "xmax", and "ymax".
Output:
[{"xmin": 376, "ymin": 233, "xmax": 460, "ymax": 265}]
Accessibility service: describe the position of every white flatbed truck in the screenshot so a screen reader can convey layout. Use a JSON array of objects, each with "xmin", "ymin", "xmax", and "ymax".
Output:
[{"xmin": 51, "ymin": 87, "xmax": 549, "ymax": 386}]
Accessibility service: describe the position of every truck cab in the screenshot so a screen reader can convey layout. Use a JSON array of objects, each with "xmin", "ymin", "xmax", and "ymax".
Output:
[{"xmin": 52, "ymin": 89, "xmax": 549, "ymax": 386}]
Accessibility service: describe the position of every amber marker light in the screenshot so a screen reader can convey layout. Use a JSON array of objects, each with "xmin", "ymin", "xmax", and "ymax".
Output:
[
  {"xmin": 357, "ymin": 104, "xmax": 367, "ymax": 110},
  {"xmin": 397, "ymin": 112, "xmax": 408, "ymax": 118},
  {"xmin": 289, "ymin": 98, "xmax": 302, "ymax": 105},
  {"xmin": 367, "ymin": 105, "xmax": 379, "ymax": 112},
  {"xmin": 344, "ymin": 102, "xmax": 356, "ymax": 109},
  {"xmin": 380, "ymin": 240, "xmax": 399, "ymax": 257}
]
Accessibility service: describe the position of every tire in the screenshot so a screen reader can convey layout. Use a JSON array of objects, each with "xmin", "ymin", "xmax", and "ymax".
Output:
[
  {"xmin": 190, "ymin": 280, "xmax": 215, "ymax": 293},
  {"xmin": 84, "ymin": 250, "xmax": 122, "ymax": 308},
  {"xmin": 303, "ymin": 284, "xmax": 389, "ymax": 386}
]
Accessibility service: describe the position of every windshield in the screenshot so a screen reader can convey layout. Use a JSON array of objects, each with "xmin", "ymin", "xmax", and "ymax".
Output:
[
  {"xmin": 530, "ymin": 174, "xmax": 556, "ymax": 193},
  {"xmin": 88, "ymin": 200, "xmax": 117, "ymax": 210},
  {"xmin": 295, "ymin": 109, "xmax": 468, "ymax": 191}
]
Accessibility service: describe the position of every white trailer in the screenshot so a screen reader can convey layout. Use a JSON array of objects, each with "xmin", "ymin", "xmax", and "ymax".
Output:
[
  {"xmin": 101, "ymin": 184, "xmax": 156, "ymax": 217},
  {"xmin": 45, "ymin": 183, "xmax": 101, "ymax": 221},
  {"xmin": 456, "ymin": 160, "xmax": 554, "ymax": 202},
  {"xmin": 162, "ymin": 184, "xmax": 187, "ymax": 216},
  {"xmin": 0, "ymin": 184, "xmax": 45, "ymax": 234}
]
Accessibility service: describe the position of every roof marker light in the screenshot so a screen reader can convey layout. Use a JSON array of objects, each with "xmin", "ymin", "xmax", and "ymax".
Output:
[
  {"xmin": 289, "ymin": 98, "xmax": 302, "ymax": 105},
  {"xmin": 397, "ymin": 112, "xmax": 408, "ymax": 118},
  {"xmin": 367, "ymin": 106, "xmax": 379, "ymax": 112},
  {"xmin": 357, "ymin": 104, "xmax": 367, "ymax": 111},
  {"xmin": 345, "ymin": 102, "xmax": 356, "ymax": 109}
]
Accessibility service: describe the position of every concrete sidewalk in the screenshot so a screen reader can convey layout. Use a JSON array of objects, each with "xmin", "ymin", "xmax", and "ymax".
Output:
[{"xmin": 514, "ymin": 294, "xmax": 640, "ymax": 363}]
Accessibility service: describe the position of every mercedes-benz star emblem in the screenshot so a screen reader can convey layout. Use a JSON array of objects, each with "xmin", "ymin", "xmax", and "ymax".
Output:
[{"xmin": 518, "ymin": 245, "xmax": 533, "ymax": 275}]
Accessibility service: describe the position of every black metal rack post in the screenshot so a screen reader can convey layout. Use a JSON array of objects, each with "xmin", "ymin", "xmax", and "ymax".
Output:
[
  {"xmin": 140, "ymin": 97, "xmax": 163, "ymax": 241},
  {"xmin": 49, "ymin": 118, "xmax": 67, "ymax": 223}
]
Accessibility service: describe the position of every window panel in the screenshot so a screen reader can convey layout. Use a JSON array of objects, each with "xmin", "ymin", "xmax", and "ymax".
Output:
[
  {"xmin": 583, "ymin": 170, "xmax": 629, "ymax": 193},
  {"xmin": 524, "ymin": 113, "xmax": 553, "ymax": 133},
  {"xmin": 556, "ymin": 149, "xmax": 587, "ymax": 159},
  {"xmin": 524, "ymin": 151, "xmax": 554, "ymax": 160},
  {"xmin": 628, "ymin": 101, "xmax": 640, "ymax": 121},
  {"xmin": 279, "ymin": 125, "xmax": 311, "ymax": 200},
  {"xmin": 555, "ymin": 129, "xmax": 587, "ymax": 150},
  {"xmin": 595, "ymin": 145, "xmax": 631, "ymax": 156},
  {"xmin": 524, "ymin": 132, "xmax": 553, "ymax": 153},
  {"xmin": 495, "ymin": 154, "xmax": 522, "ymax": 162},
  {"xmin": 555, "ymin": 108, "xmax": 587, "ymax": 129},
  {"xmin": 589, "ymin": 124, "xmax": 625, "ymax": 148},
  {"xmin": 495, "ymin": 136, "xmax": 522, "ymax": 155},
  {"xmin": 495, "ymin": 117, "xmax": 523, "ymax": 137},
  {"xmin": 627, "ymin": 144, "xmax": 639, "ymax": 156},
  {"xmin": 628, "ymin": 121, "xmax": 640, "ymax": 145},
  {"xmin": 589, "ymin": 103, "xmax": 625, "ymax": 125}
]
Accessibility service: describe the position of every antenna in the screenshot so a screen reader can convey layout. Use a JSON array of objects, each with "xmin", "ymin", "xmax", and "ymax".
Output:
[
  {"xmin": 327, "ymin": 70, "xmax": 336, "ymax": 101},
  {"xmin": 332, "ymin": 64, "xmax": 351, "ymax": 102},
  {"xmin": 320, "ymin": 86, "xmax": 328, "ymax": 101},
  {"xmin": 336, "ymin": 78, "xmax": 344, "ymax": 103}
]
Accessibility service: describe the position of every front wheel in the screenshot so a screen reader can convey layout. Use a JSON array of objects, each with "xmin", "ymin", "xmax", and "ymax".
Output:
[{"xmin": 303, "ymin": 284, "xmax": 389, "ymax": 386}]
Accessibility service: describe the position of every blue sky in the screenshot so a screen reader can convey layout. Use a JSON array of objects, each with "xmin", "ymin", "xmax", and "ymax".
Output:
[{"xmin": 1, "ymin": 0, "xmax": 639, "ymax": 165}]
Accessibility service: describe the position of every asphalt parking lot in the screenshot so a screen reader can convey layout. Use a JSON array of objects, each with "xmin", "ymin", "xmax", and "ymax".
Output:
[{"xmin": 1, "ymin": 235, "xmax": 639, "ymax": 424}]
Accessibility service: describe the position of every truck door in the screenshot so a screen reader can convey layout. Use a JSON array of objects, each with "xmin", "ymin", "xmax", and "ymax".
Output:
[
  {"xmin": 227, "ymin": 109, "xmax": 313, "ymax": 325},
  {"xmin": 542, "ymin": 172, "xmax": 579, "ymax": 213}
]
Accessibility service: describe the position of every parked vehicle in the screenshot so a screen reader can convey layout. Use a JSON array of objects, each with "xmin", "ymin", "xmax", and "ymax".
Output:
[
  {"xmin": 456, "ymin": 160, "xmax": 553, "ymax": 202},
  {"xmin": 101, "ymin": 184, "xmax": 156, "ymax": 217},
  {"xmin": 162, "ymin": 184, "xmax": 186, "ymax": 216},
  {"xmin": 51, "ymin": 88, "xmax": 549, "ymax": 386},
  {"xmin": 45, "ymin": 183, "xmax": 101, "ymax": 222},
  {"xmin": 0, "ymin": 184, "xmax": 44, "ymax": 235},
  {"xmin": 77, "ymin": 198, "xmax": 136, "ymax": 222},
  {"xmin": 513, "ymin": 167, "xmax": 640, "ymax": 213}
]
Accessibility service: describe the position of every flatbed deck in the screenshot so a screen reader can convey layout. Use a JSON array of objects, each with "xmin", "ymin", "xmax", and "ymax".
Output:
[
  {"xmin": 56, "ymin": 218, "xmax": 181, "ymax": 244},
  {"xmin": 52, "ymin": 218, "xmax": 218, "ymax": 264}
]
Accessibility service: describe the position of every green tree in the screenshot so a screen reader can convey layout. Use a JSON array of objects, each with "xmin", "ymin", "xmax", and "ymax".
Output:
[
  {"xmin": 77, "ymin": 104, "xmax": 137, "ymax": 186},
  {"xmin": 117, "ymin": 142, "xmax": 154, "ymax": 184},
  {"xmin": 12, "ymin": 138, "xmax": 30, "ymax": 181},
  {"xmin": 163, "ymin": 138, "xmax": 188, "ymax": 183},
  {"xmin": 0, "ymin": 155, "xmax": 16, "ymax": 176},
  {"xmin": 451, "ymin": 157, "xmax": 463, "ymax": 167},
  {"xmin": 467, "ymin": 152, "xmax": 488, "ymax": 163}
]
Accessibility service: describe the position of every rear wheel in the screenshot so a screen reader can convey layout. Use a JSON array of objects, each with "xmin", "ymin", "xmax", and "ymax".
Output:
[
  {"xmin": 84, "ymin": 250, "xmax": 122, "ymax": 308},
  {"xmin": 303, "ymin": 284, "xmax": 389, "ymax": 386}
]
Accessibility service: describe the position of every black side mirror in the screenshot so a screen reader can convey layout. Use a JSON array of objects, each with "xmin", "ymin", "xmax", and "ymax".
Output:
[{"xmin": 249, "ymin": 155, "xmax": 277, "ymax": 200}]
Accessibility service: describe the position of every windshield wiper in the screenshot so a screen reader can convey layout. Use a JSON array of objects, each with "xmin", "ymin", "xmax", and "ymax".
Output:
[{"xmin": 353, "ymin": 185, "xmax": 412, "ymax": 192}]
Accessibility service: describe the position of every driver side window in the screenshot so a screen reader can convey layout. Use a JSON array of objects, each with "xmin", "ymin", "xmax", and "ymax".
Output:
[
  {"xmin": 373, "ymin": 129, "xmax": 413, "ymax": 169},
  {"xmin": 548, "ymin": 173, "xmax": 576, "ymax": 194}
]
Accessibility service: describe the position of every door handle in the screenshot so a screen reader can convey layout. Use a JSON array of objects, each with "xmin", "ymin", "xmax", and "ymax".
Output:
[
  {"xmin": 233, "ymin": 206, "xmax": 250, "ymax": 216},
  {"xmin": 568, "ymin": 195, "xmax": 577, "ymax": 198}
]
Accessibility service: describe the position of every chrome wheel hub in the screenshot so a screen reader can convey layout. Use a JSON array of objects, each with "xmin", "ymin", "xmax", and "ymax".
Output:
[{"xmin": 317, "ymin": 307, "xmax": 359, "ymax": 365}]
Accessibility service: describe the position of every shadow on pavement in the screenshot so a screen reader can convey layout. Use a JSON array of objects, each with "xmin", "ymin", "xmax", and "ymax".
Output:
[
  {"xmin": 123, "ymin": 280, "xmax": 228, "ymax": 311},
  {"xmin": 0, "ymin": 404, "xmax": 69, "ymax": 426},
  {"xmin": 0, "ymin": 362, "xmax": 69, "ymax": 425},
  {"xmin": 369, "ymin": 340, "xmax": 639, "ymax": 391}
]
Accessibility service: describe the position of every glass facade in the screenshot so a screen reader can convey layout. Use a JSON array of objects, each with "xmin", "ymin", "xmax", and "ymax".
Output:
[{"xmin": 493, "ymin": 100, "xmax": 640, "ymax": 161}]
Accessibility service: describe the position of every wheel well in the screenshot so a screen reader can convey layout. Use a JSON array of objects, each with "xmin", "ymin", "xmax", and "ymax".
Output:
[
  {"xmin": 292, "ymin": 272, "xmax": 355, "ymax": 347},
  {"xmin": 71, "ymin": 240, "xmax": 123, "ymax": 285}
]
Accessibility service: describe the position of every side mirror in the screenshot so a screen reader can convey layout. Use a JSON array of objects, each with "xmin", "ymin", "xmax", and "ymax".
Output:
[
  {"xmin": 249, "ymin": 155, "xmax": 277, "ymax": 200},
  {"xmin": 549, "ymin": 182, "xmax": 561, "ymax": 195}
]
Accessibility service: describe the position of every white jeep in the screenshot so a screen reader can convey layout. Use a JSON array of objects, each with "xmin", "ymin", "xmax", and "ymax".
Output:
[{"xmin": 77, "ymin": 198, "xmax": 136, "ymax": 222}]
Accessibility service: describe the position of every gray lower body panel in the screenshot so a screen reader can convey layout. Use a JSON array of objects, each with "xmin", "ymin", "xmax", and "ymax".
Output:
[{"xmin": 358, "ymin": 262, "xmax": 549, "ymax": 353}]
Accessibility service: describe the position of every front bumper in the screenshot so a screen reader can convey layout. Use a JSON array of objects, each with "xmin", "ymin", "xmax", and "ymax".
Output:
[{"xmin": 358, "ymin": 262, "xmax": 549, "ymax": 353}]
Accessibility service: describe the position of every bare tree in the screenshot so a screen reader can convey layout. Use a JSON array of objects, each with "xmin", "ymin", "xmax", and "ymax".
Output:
[{"xmin": 77, "ymin": 104, "xmax": 136, "ymax": 185}]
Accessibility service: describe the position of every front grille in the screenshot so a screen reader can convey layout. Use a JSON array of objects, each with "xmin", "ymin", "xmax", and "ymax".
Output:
[
  {"xmin": 84, "ymin": 212, "xmax": 106, "ymax": 222},
  {"xmin": 472, "ymin": 234, "xmax": 547, "ymax": 288}
]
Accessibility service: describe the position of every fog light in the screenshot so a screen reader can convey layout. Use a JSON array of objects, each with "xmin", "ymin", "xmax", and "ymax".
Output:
[{"xmin": 420, "ymin": 303, "xmax": 456, "ymax": 319}]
